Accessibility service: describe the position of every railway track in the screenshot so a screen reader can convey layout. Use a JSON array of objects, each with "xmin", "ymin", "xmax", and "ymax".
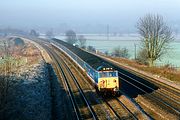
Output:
[
  {"xmin": 44, "ymin": 45, "xmax": 98, "ymax": 120},
  {"xmin": 51, "ymin": 44, "xmax": 149, "ymax": 120},
  {"xmin": 53, "ymin": 47, "xmax": 119, "ymax": 119},
  {"xmin": 103, "ymin": 97, "xmax": 139, "ymax": 120},
  {"xmin": 117, "ymin": 71, "xmax": 180, "ymax": 118},
  {"xmin": 90, "ymin": 50, "xmax": 180, "ymax": 119},
  {"xmin": 92, "ymin": 52, "xmax": 180, "ymax": 119},
  {"xmin": 99, "ymin": 55, "xmax": 180, "ymax": 105}
]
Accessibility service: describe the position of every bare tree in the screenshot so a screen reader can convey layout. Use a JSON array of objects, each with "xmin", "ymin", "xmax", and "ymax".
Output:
[
  {"xmin": 45, "ymin": 30, "xmax": 54, "ymax": 39},
  {"xmin": 112, "ymin": 46, "xmax": 130, "ymax": 58},
  {"xmin": 29, "ymin": 29, "xmax": 39, "ymax": 37},
  {"xmin": 104, "ymin": 51, "xmax": 109, "ymax": 56},
  {"xmin": 137, "ymin": 14, "xmax": 174, "ymax": 66},
  {"xmin": 87, "ymin": 46, "xmax": 96, "ymax": 53},
  {"xmin": 78, "ymin": 35, "xmax": 86, "ymax": 49},
  {"xmin": 65, "ymin": 30, "xmax": 77, "ymax": 45}
]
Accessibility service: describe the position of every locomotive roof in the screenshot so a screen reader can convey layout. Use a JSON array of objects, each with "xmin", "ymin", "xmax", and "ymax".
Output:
[{"xmin": 96, "ymin": 63, "xmax": 114, "ymax": 71}]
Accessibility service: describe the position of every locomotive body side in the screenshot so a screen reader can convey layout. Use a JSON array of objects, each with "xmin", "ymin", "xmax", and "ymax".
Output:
[{"xmin": 84, "ymin": 62, "xmax": 98, "ymax": 85}]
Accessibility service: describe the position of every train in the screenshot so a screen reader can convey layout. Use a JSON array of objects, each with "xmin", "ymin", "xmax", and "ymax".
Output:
[
  {"xmin": 51, "ymin": 38, "xmax": 120, "ymax": 96},
  {"xmin": 84, "ymin": 62, "xmax": 120, "ymax": 96}
]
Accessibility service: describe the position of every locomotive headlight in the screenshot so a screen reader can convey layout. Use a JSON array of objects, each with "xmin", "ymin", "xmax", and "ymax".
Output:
[{"xmin": 114, "ymin": 86, "xmax": 117, "ymax": 91}]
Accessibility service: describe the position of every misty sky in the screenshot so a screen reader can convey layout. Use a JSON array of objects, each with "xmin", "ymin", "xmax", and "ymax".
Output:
[{"xmin": 0, "ymin": 0, "xmax": 180, "ymax": 33}]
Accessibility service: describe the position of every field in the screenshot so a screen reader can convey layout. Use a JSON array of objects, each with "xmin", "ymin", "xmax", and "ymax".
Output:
[{"xmin": 56, "ymin": 34, "xmax": 180, "ymax": 68}]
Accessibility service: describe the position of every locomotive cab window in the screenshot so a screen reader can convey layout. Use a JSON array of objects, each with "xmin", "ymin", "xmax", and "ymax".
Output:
[
  {"xmin": 99, "ymin": 72, "xmax": 108, "ymax": 78},
  {"xmin": 109, "ymin": 72, "xmax": 117, "ymax": 77},
  {"xmin": 99, "ymin": 71, "xmax": 118, "ymax": 78}
]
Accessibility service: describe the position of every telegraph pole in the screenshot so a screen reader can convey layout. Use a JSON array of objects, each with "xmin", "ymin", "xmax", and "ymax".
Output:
[
  {"xmin": 107, "ymin": 24, "xmax": 109, "ymax": 40},
  {"xmin": 134, "ymin": 43, "xmax": 137, "ymax": 60}
]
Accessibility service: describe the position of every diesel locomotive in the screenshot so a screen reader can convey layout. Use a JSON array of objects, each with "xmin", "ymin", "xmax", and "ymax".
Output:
[{"xmin": 84, "ymin": 63, "xmax": 120, "ymax": 96}]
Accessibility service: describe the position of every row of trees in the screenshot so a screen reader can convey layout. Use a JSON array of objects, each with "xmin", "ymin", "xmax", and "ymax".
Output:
[
  {"xmin": 29, "ymin": 29, "xmax": 87, "ymax": 49},
  {"xmin": 29, "ymin": 30, "xmax": 54, "ymax": 38},
  {"xmin": 65, "ymin": 30, "xmax": 130, "ymax": 58},
  {"xmin": 31, "ymin": 28, "xmax": 127, "ymax": 61}
]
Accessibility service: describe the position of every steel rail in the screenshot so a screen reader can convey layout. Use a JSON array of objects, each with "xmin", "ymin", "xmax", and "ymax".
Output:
[
  {"xmin": 44, "ymin": 46, "xmax": 81, "ymax": 120},
  {"xmin": 58, "ymin": 50, "xmax": 122, "ymax": 120},
  {"xmin": 119, "ymin": 74, "xmax": 180, "ymax": 115},
  {"xmin": 115, "ymin": 98, "xmax": 138, "ymax": 120},
  {"xmin": 51, "ymin": 47, "xmax": 98, "ymax": 120},
  {"xmin": 118, "ymin": 71, "xmax": 180, "ymax": 105},
  {"xmin": 63, "ymin": 60, "xmax": 98, "ymax": 120}
]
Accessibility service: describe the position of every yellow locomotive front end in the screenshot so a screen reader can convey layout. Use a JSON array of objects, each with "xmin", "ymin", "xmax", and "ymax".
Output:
[{"xmin": 98, "ymin": 68, "xmax": 120, "ymax": 96}]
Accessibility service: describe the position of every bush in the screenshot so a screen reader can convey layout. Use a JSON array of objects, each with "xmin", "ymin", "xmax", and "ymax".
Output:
[
  {"xmin": 136, "ymin": 48, "xmax": 148, "ymax": 65},
  {"xmin": 87, "ymin": 46, "xmax": 96, "ymax": 53},
  {"xmin": 14, "ymin": 38, "xmax": 25, "ymax": 47},
  {"xmin": 112, "ymin": 46, "xmax": 130, "ymax": 58}
]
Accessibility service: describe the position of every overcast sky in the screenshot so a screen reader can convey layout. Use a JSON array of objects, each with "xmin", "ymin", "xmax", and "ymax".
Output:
[{"xmin": 0, "ymin": 0, "xmax": 180, "ymax": 33}]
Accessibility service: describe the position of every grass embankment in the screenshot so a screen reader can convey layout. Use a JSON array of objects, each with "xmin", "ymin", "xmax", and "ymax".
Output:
[
  {"xmin": 0, "ymin": 37, "xmax": 52, "ymax": 120},
  {"xmin": 109, "ymin": 57, "xmax": 180, "ymax": 83},
  {"xmin": 0, "ymin": 37, "xmax": 42, "ymax": 67}
]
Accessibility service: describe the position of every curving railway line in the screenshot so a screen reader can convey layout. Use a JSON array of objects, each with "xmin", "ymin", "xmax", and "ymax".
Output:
[
  {"xmin": 44, "ymin": 45, "xmax": 98, "ymax": 119},
  {"xmin": 43, "ymin": 41, "xmax": 150, "ymax": 120},
  {"xmin": 51, "ymin": 44, "xmax": 144, "ymax": 119}
]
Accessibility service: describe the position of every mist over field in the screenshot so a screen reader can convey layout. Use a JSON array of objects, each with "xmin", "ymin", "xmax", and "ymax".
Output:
[{"xmin": 0, "ymin": 0, "xmax": 180, "ymax": 34}]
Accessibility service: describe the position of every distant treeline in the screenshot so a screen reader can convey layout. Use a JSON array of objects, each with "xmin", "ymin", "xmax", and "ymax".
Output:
[{"xmin": 0, "ymin": 28, "xmax": 27, "ymax": 36}]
